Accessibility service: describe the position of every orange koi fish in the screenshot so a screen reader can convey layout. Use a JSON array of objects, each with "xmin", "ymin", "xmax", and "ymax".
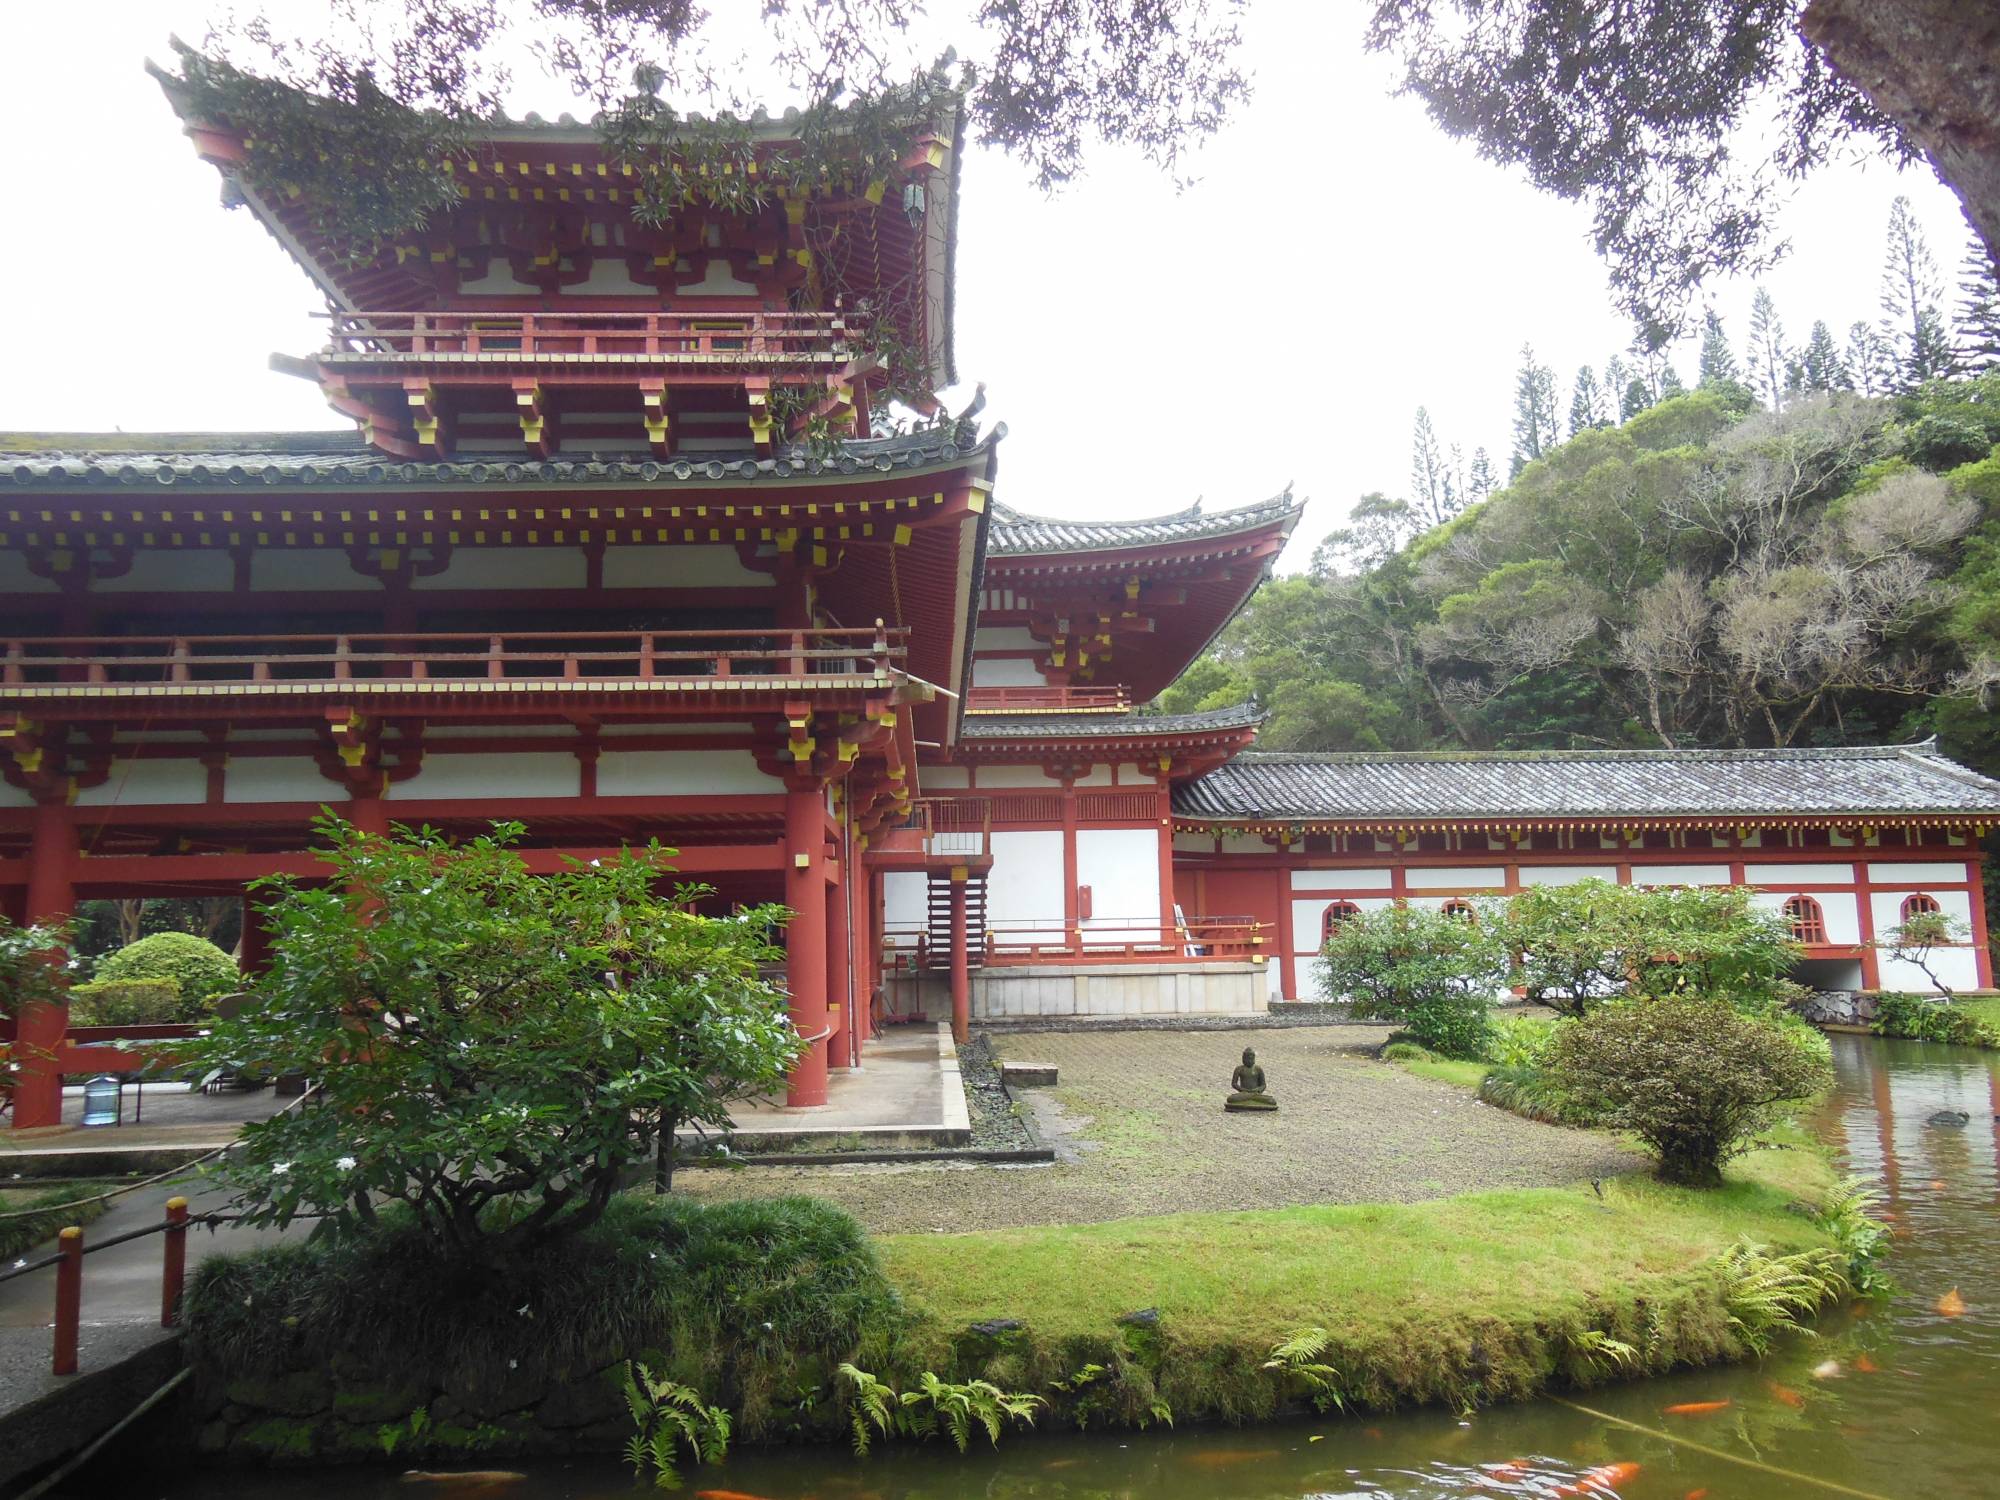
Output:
[
  {"xmin": 695, "ymin": 1491, "xmax": 781, "ymax": 1500},
  {"xmin": 1854, "ymin": 1353, "xmax": 1882, "ymax": 1373},
  {"xmin": 400, "ymin": 1477, "xmax": 527, "ymax": 1488},
  {"xmin": 1662, "ymin": 1400, "xmax": 1731, "ymax": 1416},
  {"xmin": 1938, "ymin": 1287, "xmax": 1968, "ymax": 1316},
  {"xmin": 1184, "ymin": 1449, "xmax": 1280, "ymax": 1468},
  {"xmin": 1685, "ymin": 1490, "xmax": 1711, "ymax": 1500},
  {"xmin": 1363, "ymin": 1426, "xmax": 1386, "ymax": 1440},
  {"xmin": 1766, "ymin": 1380, "xmax": 1806, "ymax": 1409},
  {"xmin": 1556, "ymin": 1461, "xmax": 1642, "ymax": 1495},
  {"xmin": 1481, "ymin": 1459, "xmax": 1534, "ymax": 1480}
]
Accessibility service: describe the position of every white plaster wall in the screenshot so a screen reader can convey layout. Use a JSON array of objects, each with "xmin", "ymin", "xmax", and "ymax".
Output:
[
  {"xmin": 250, "ymin": 549, "xmax": 364, "ymax": 592},
  {"xmin": 1172, "ymin": 833, "xmax": 1216, "ymax": 853},
  {"xmin": 411, "ymin": 548, "xmax": 588, "ymax": 590},
  {"xmin": 1630, "ymin": 863, "xmax": 1733, "ymax": 885},
  {"xmin": 920, "ymin": 766, "xmax": 971, "ymax": 789},
  {"xmin": 0, "ymin": 552, "xmax": 59, "ymax": 594},
  {"xmin": 1070, "ymin": 766, "xmax": 1116, "ymax": 787},
  {"xmin": 1519, "ymin": 865, "xmax": 1619, "ymax": 886},
  {"xmin": 1218, "ymin": 832, "xmax": 1267, "ymax": 854},
  {"xmin": 0, "ymin": 779, "xmax": 33, "ymax": 808},
  {"xmin": 972, "ymin": 626, "xmax": 1043, "ymax": 653},
  {"xmin": 226, "ymin": 758, "xmax": 338, "ymax": 804},
  {"xmin": 1880, "ymin": 949, "xmax": 1982, "ymax": 992},
  {"xmin": 387, "ymin": 752, "xmax": 580, "ymax": 801},
  {"xmin": 969, "ymin": 656, "xmax": 1046, "ymax": 688},
  {"xmin": 75, "ymin": 759, "xmax": 208, "ymax": 806},
  {"xmin": 882, "ymin": 872, "xmax": 929, "ymax": 938},
  {"xmin": 1292, "ymin": 868, "xmax": 1392, "ymax": 891},
  {"xmin": 1290, "ymin": 895, "xmax": 1394, "ymax": 954},
  {"xmin": 1747, "ymin": 863, "xmax": 1854, "ymax": 885},
  {"xmin": 596, "ymin": 749, "xmax": 778, "ymax": 796},
  {"xmin": 1405, "ymin": 865, "xmax": 1507, "ymax": 890},
  {"xmin": 1750, "ymin": 889, "xmax": 1862, "ymax": 944},
  {"xmin": 92, "ymin": 550, "xmax": 234, "ymax": 593},
  {"xmin": 1868, "ymin": 862, "xmax": 1973, "ymax": 885},
  {"xmin": 601, "ymin": 544, "xmax": 769, "ymax": 590},
  {"xmin": 987, "ymin": 830, "xmax": 1066, "ymax": 926},
  {"xmin": 1077, "ymin": 827, "xmax": 1162, "ymax": 929},
  {"xmin": 1870, "ymin": 889, "xmax": 1975, "ymax": 934},
  {"xmin": 976, "ymin": 765, "xmax": 1060, "ymax": 788}
]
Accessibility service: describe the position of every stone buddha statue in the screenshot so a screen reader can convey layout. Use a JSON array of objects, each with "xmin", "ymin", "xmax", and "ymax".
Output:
[{"xmin": 1226, "ymin": 1046, "xmax": 1277, "ymax": 1111}]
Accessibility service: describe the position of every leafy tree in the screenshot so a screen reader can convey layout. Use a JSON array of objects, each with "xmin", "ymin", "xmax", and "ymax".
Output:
[
  {"xmin": 1363, "ymin": 1, "xmax": 1998, "ymax": 341},
  {"xmin": 189, "ymin": 818, "xmax": 801, "ymax": 1261},
  {"xmin": 95, "ymin": 931, "xmax": 239, "ymax": 1004},
  {"xmin": 1510, "ymin": 344, "xmax": 1559, "ymax": 477},
  {"xmin": 1747, "ymin": 287, "xmax": 1790, "ymax": 410},
  {"xmin": 1620, "ymin": 376, "xmax": 1655, "ymax": 422},
  {"xmin": 1879, "ymin": 195, "xmax": 1955, "ymax": 390},
  {"xmin": 1317, "ymin": 902, "xmax": 1510, "ymax": 1058},
  {"xmin": 1957, "ymin": 235, "xmax": 2000, "ymax": 375},
  {"xmin": 1499, "ymin": 881, "xmax": 1641, "ymax": 1018},
  {"xmin": 1698, "ymin": 310, "xmax": 1739, "ymax": 386},
  {"xmin": 1551, "ymin": 996, "xmax": 1831, "ymax": 1186},
  {"xmin": 1568, "ymin": 365, "xmax": 1609, "ymax": 436},
  {"xmin": 1409, "ymin": 407, "xmax": 1456, "ymax": 529},
  {"xmin": 1798, "ymin": 320, "xmax": 1850, "ymax": 392},
  {"xmin": 1, "ymin": 916, "xmax": 72, "ymax": 1114}
]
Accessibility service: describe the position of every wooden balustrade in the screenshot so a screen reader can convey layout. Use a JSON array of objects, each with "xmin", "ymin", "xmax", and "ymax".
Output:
[
  {"xmin": 881, "ymin": 915, "xmax": 1266, "ymax": 966},
  {"xmin": 963, "ymin": 685, "xmax": 1130, "ymax": 712},
  {"xmin": 321, "ymin": 308, "xmax": 857, "ymax": 366},
  {"xmin": 0, "ymin": 627, "xmax": 906, "ymax": 691}
]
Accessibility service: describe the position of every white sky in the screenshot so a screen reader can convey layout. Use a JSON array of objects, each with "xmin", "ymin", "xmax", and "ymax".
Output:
[{"xmin": 0, "ymin": 2, "xmax": 1974, "ymax": 569}]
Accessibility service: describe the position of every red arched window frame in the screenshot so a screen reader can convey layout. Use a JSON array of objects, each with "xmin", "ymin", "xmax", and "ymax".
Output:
[
  {"xmin": 1440, "ymin": 898, "xmax": 1478, "ymax": 923},
  {"xmin": 1322, "ymin": 901, "xmax": 1362, "ymax": 942},
  {"xmin": 1782, "ymin": 895, "xmax": 1827, "ymax": 944},
  {"xmin": 1901, "ymin": 892, "xmax": 1943, "ymax": 922}
]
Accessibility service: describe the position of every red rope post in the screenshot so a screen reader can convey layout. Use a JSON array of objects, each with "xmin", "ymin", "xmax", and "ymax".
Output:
[
  {"xmin": 52, "ymin": 1225, "xmax": 84, "ymax": 1376},
  {"xmin": 161, "ymin": 1196, "xmax": 190, "ymax": 1328}
]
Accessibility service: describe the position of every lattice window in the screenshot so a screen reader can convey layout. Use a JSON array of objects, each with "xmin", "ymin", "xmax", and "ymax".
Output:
[
  {"xmin": 1901, "ymin": 893, "xmax": 1943, "ymax": 922},
  {"xmin": 1321, "ymin": 901, "xmax": 1362, "ymax": 942},
  {"xmin": 1782, "ymin": 895, "xmax": 1827, "ymax": 944},
  {"xmin": 1440, "ymin": 898, "xmax": 1478, "ymax": 923}
]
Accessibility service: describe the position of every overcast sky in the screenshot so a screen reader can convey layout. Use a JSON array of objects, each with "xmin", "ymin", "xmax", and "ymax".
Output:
[{"xmin": 0, "ymin": 3, "xmax": 1974, "ymax": 568}]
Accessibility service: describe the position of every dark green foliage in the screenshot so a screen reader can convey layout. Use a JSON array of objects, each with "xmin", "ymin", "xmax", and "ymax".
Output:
[
  {"xmin": 95, "ymin": 931, "xmax": 239, "ymax": 1004},
  {"xmin": 1551, "ymin": 997, "xmax": 1833, "ymax": 1186},
  {"xmin": 0, "ymin": 1182, "xmax": 111, "ymax": 1260},
  {"xmin": 184, "ymin": 1194, "xmax": 893, "ymax": 1439},
  {"xmin": 65, "ymin": 978, "xmax": 195, "ymax": 1026},
  {"xmin": 1869, "ymin": 992, "xmax": 2000, "ymax": 1048}
]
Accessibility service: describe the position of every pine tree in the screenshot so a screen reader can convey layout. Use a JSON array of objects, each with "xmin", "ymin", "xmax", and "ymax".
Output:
[
  {"xmin": 1747, "ymin": 286, "xmax": 1789, "ymax": 409},
  {"xmin": 1568, "ymin": 365, "xmax": 1607, "ymax": 435},
  {"xmin": 1620, "ymin": 377, "xmax": 1652, "ymax": 421},
  {"xmin": 1697, "ymin": 310, "xmax": 1738, "ymax": 385},
  {"xmin": 1956, "ymin": 235, "xmax": 2000, "ymax": 374},
  {"xmin": 1798, "ymin": 320, "xmax": 1849, "ymax": 392},
  {"xmin": 1658, "ymin": 362, "xmax": 1686, "ymax": 398},
  {"xmin": 1878, "ymin": 195, "xmax": 1955, "ymax": 390},
  {"xmin": 1602, "ymin": 354, "xmax": 1631, "ymax": 406},
  {"xmin": 1846, "ymin": 320, "xmax": 1893, "ymax": 397},
  {"xmin": 1468, "ymin": 447, "xmax": 1495, "ymax": 502},
  {"xmin": 1510, "ymin": 344, "xmax": 1559, "ymax": 478},
  {"xmin": 1410, "ymin": 407, "xmax": 1451, "ymax": 528}
]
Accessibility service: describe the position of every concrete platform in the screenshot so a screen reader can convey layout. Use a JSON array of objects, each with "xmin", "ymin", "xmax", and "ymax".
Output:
[
  {"xmin": 686, "ymin": 1022, "xmax": 971, "ymax": 1152},
  {"xmin": 0, "ymin": 1082, "xmax": 286, "ymax": 1178}
]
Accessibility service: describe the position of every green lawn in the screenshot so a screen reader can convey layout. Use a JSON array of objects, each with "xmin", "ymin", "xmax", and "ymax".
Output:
[
  {"xmin": 1957, "ymin": 995, "xmax": 2000, "ymax": 1033},
  {"xmin": 0, "ymin": 1182, "xmax": 113, "ymax": 1260},
  {"xmin": 1387, "ymin": 1052, "xmax": 1490, "ymax": 1089}
]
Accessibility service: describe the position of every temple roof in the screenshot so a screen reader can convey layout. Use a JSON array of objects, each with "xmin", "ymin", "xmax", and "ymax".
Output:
[
  {"xmin": 1173, "ymin": 742, "xmax": 2000, "ymax": 822},
  {"xmin": 963, "ymin": 703, "xmax": 1264, "ymax": 740},
  {"xmin": 0, "ymin": 423, "xmax": 996, "ymax": 490},
  {"xmin": 988, "ymin": 490, "xmax": 1303, "ymax": 558}
]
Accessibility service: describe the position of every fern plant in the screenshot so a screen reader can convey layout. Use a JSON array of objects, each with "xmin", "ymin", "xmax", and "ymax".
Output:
[
  {"xmin": 1814, "ymin": 1175, "xmax": 1894, "ymax": 1295},
  {"xmin": 1262, "ymin": 1327, "xmax": 1347, "ymax": 1413},
  {"xmin": 620, "ymin": 1361, "xmax": 732, "ymax": 1490},
  {"xmin": 836, "ymin": 1362, "xmax": 1043, "ymax": 1454},
  {"xmin": 1713, "ymin": 1241, "xmax": 1849, "ymax": 1355},
  {"xmin": 1568, "ymin": 1328, "xmax": 1640, "ymax": 1375},
  {"xmin": 838, "ymin": 1362, "xmax": 901, "ymax": 1456}
]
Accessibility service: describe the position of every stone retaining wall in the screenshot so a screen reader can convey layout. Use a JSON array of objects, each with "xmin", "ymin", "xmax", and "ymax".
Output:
[
  {"xmin": 970, "ymin": 961, "xmax": 1268, "ymax": 1020},
  {"xmin": 1791, "ymin": 990, "xmax": 1878, "ymax": 1027}
]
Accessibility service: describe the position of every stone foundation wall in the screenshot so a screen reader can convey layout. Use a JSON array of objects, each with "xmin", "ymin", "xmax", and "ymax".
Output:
[
  {"xmin": 970, "ymin": 961, "xmax": 1268, "ymax": 1020},
  {"xmin": 1791, "ymin": 990, "xmax": 1877, "ymax": 1027}
]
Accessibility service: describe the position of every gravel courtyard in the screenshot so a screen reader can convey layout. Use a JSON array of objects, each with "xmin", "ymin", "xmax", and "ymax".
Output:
[{"xmin": 675, "ymin": 1024, "xmax": 1639, "ymax": 1232}]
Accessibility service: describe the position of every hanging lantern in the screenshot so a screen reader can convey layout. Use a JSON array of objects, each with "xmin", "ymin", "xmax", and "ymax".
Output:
[{"xmin": 902, "ymin": 181, "xmax": 927, "ymax": 229}]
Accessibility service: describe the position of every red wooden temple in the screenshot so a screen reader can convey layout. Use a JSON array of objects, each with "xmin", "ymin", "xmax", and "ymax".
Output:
[{"xmin": 5, "ymin": 80, "xmax": 1999, "ymax": 1127}]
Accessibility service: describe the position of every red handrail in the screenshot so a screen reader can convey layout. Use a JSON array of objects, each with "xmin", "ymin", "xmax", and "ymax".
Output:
[
  {"xmin": 964, "ymin": 685, "xmax": 1130, "ymax": 712},
  {"xmin": 322, "ymin": 308, "xmax": 858, "ymax": 366}
]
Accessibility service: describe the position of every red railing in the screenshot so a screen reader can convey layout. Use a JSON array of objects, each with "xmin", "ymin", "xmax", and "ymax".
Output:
[
  {"xmin": 964, "ymin": 685, "xmax": 1130, "ymax": 713},
  {"xmin": 0, "ymin": 627, "xmax": 906, "ymax": 692},
  {"xmin": 320, "ymin": 308, "xmax": 856, "ymax": 367},
  {"xmin": 882, "ymin": 914, "xmax": 1266, "ymax": 966},
  {"xmin": 0, "ymin": 1019, "xmax": 197, "ymax": 1083}
]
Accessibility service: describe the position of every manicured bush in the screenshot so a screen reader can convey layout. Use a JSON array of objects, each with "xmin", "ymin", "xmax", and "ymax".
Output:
[
  {"xmin": 66, "ymin": 977, "xmax": 193, "ymax": 1026},
  {"xmin": 1871, "ymin": 992, "xmax": 2000, "ymax": 1048},
  {"xmin": 1550, "ymin": 996, "xmax": 1832, "ymax": 1186},
  {"xmin": 95, "ymin": 931, "xmax": 239, "ymax": 1005},
  {"xmin": 1318, "ymin": 902, "xmax": 1508, "ymax": 1058}
]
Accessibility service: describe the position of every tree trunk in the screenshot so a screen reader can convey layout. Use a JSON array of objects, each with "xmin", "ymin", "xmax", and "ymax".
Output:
[{"xmin": 1802, "ymin": 0, "xmax": 2000, "ymax": 269}]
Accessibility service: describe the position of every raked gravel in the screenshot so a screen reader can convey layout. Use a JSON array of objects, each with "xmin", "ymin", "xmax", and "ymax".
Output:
[{"xmin": 676, "ymin": 1025, "xmax": 1639, "ymax": 1233}]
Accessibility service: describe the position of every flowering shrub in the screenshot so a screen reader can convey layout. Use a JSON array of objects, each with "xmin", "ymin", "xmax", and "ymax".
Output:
[{"xmin": 1318, "ymin": 902, "xmax": 1509, "ymax": 1058}]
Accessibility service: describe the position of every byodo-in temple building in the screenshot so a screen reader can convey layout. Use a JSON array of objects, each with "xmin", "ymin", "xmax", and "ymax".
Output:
[{"xmin": 6, "ymin": 80, "xmax": 2000, "ymax": 1128}]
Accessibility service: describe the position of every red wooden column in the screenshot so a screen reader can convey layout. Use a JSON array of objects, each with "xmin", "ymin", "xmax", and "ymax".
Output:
[
  {"xmin": 239, "ymin": 890, "xmax": 274, "ymax": 977},
  {"xmin": 1967, "ymin": 851, "xmax": 1994, "ymax": 988},
  {"xmin": 784, "ymin": 780, "xmax": 830, "ymax": 1106},
  {"xmin": 948, "ymin": 869, "xmax": 971, "ymax": 1044},
  {"xmin": 1061, "ymin": 778, "xmax": 1080, "ymax": 955},
  {"xmin": 349, "ymin": 793, "xmax": 389, "ymax": 838},
  {"xmin": 826, "ymin": 877, "xmax": 851, "ymax": 1069},
  {"xmin": 1854, "ymin": 853, "xmax": 1883, "ymax": 990},
  {"xmin": 12, "ymin": 800, "xmax": 77, "ymax": 1129}
]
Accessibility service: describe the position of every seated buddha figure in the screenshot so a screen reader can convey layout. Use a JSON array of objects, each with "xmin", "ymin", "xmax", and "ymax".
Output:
[{"xmin": 1225, "ymin": 1046, "xmax": 1278, "ymax": 1111}]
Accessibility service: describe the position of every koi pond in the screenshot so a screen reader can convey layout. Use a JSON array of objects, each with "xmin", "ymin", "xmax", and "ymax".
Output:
[{"xmin": 123, "ymin": 1033, "xmax": 1998, "ymax": 1500}]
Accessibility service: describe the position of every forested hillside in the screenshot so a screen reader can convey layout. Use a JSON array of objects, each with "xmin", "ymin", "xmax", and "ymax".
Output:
[{"xmin": 1161, "ymin": 375, "xmax": 2000, "ymax": 776}]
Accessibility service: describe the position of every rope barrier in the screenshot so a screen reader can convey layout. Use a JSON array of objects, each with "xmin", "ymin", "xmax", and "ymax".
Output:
[{"xmin": 1547, "ymin": 1395, "xmax": 1902, "ymax": 1500}]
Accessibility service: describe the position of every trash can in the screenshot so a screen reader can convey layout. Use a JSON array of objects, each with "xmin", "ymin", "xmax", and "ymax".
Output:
[{"xmin": 80, "ymin": 1074, "xmax": 123, "ymax": 1127}]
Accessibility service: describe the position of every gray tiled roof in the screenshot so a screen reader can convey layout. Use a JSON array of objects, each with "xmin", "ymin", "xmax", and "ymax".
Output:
[
  {"xmin": 1172, "ymin": 742, "xmax": 2000, "ymax": 821},
  {"xmin": 964, "ymin": 703, "xmax": 1264, "ymax": 739},
  {"xmin": 989, "ymin": 488, "xmax": 1302, "ymax": 557},
  {"xmin": 0, "ymin": 424, "xmax": 997, "ymax": 490}
]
